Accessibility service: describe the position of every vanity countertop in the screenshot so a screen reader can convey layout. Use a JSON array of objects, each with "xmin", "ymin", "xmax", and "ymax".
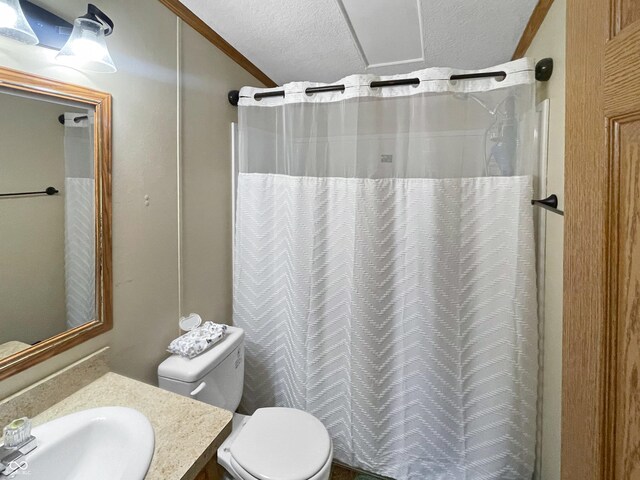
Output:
[
  {"xmin": 0, "ymin": 341, "xmax": 31, "ymax": 361},
  {"xmin": 31, "ymin": 372, "xmax": 232, "ymax": 480}
]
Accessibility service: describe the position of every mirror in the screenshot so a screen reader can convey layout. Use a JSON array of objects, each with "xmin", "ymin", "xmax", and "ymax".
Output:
[{"xmin": 0, "ymin": 66, "xmax": 111, "ymax": 379}]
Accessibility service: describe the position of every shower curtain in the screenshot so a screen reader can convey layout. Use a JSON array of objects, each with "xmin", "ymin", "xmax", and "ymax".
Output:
[
  {"xmin": 234, "ymin": 58, "xmax": 539, "ymax": 480},
  {"xmin": 63, "ymin": 113, "xmax": 95, "ymax": 329}
]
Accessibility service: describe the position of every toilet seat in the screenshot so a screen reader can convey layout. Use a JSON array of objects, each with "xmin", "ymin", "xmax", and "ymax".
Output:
[
  {"xmin": 227, "ymin": 407, "xmax": 332, "ymax": 480},
  {"xmin": 229, "ymin": 446, "xmax": 333, "ymax": 480}
]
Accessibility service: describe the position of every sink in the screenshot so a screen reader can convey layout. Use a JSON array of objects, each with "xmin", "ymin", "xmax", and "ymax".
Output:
[{"xmin": 4, "ymin": 407, "xmax": 154, "ymax": 480}]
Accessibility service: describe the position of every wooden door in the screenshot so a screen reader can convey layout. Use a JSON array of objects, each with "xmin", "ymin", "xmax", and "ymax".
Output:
[{"xmin": 563, "ymin": 0, "xmax": 640, "ymax": 479}]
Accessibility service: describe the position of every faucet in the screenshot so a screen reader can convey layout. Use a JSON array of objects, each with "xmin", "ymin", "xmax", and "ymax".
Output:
[{"xmin": 0, "ymin": 418, "xmax": 37, "ymax": 476}]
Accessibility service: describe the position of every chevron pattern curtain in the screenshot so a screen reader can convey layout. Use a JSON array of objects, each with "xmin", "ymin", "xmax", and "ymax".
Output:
[
  {"xmin": 234, "ymin": 59, "xmax": 539, "ymax": 480},
  {"xmin": 63, "ymin": 113, "xmax": 95, "ymax": 329}
]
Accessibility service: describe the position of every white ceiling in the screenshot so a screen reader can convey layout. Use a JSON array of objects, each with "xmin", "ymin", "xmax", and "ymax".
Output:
[{"xmin": 180, "ymin": 0, "xmax": 538, "ymax": 86}]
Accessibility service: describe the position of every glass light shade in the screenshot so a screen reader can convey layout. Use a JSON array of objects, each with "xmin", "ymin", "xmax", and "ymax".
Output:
[
  {"xmin": 0, "ymin": 0, "xmax": 38, "ymax": 45},
  {"xmin": 55, "ymin": 17, "xmax": 116, "ymax": 73}
]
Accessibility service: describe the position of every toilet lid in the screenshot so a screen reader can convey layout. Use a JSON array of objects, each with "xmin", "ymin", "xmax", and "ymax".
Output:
[{"xmin": 230, "ymin": 407, "xmax": 331, "ymax": 480}]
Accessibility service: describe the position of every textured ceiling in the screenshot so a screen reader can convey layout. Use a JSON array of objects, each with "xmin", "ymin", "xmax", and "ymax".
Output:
[{"xmin": 179, "ymin": 0, "xmax": 538, "ymax": 86}]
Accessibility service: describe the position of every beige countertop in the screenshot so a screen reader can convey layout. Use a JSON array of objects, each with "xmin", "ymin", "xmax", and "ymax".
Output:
[
  {"xmin": 31, "ymin": 372, "xmax": 232, "ymax": 480},
  {"xmin": 0, "ymin": 341, "xmax": 31, "ymax": 361}
]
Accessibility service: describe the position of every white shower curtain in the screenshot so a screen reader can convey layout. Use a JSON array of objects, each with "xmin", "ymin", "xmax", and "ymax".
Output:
[
  {"xmin": 234, "ymin": 59, "xmax": 539, "ymax": 480},
  {"xmin": 63, "ymin": 113, "xmax": 95, "ymax": 329}
]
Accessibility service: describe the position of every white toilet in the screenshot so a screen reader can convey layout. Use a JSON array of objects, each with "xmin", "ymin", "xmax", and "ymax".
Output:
[{"xmin": 158, "ymin": 326, "xmax": 333, "ymax": 480}]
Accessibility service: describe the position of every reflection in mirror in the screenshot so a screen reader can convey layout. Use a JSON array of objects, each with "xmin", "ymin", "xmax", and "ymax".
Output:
[{"xmin": 0, "ymin": 90, "xmax": 96, "ymax": 360}]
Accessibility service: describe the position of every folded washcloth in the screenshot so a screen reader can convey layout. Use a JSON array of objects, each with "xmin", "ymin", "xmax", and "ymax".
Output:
[{"xmin": 167, "ymin": 321, "xmax": 228, "ymax": 359}]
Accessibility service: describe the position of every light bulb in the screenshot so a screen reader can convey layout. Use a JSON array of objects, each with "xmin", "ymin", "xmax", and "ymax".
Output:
[
  {"xmin": 69, "ymin": 38, "xmax": 103, "ymax": 58},
  {"xmin": 0, "ymin": 3, "xmax": 18, "ymax": 28},
  {"xmin": 56, "ymin": 16, "xmax": 116, "ymax": 73},
  {"xmin": 0, "ymin": 0, "xmax": 38, "ymax": 45}
]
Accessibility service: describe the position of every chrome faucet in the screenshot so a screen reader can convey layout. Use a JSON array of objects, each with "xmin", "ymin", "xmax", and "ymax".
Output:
[{"xmin": 0, "ymin": 418, "xmax": 37, "ymax": 476}]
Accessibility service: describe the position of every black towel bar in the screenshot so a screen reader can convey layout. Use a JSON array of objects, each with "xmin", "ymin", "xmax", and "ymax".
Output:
[
  {"xmin": 0, "ymin": 187, "xmax": 59, "ymax": 198},
  {"xmin": 531, "ymin": 194, "xmax": 564, "ymax": 216}
]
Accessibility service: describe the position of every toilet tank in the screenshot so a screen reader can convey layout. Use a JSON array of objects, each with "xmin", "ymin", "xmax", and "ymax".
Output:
[{"xmin": 157, "ymin": 326, "xmax": 244, "ymax": 411}]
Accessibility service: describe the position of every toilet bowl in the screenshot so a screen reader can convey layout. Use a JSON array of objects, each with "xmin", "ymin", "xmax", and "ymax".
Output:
[
  {"xmin": 218, "ymin": 410, "xmax": 333, "ymax": 480},
  {"xmin": 158, "ymin": 326, "xmax": 333, "ymax": 480}
]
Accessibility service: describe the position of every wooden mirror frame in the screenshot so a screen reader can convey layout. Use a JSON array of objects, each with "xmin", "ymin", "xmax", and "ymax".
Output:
[{"xmin": 0, "ymin": 66, "xmax": 112, "ymax": 381}]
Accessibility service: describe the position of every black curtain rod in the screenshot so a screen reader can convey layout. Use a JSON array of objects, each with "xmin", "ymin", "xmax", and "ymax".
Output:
[
  {"xmin": 0, "ymin": 186, "xmax": 59, "ymax": 198},
  {"xmin": 228, "ymin": 58, "xmax": 553, "ymax": 106}
]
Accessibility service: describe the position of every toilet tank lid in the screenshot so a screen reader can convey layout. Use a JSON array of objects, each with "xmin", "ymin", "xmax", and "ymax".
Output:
[{"xmin": 158, "ymin": 325, "xmax": 244, "ymax": 383}]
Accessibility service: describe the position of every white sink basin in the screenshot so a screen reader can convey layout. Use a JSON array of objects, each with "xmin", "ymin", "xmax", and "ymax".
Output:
[{"xmin": 6, "ymin": 407, "xmax": 154, "ymax": 480}]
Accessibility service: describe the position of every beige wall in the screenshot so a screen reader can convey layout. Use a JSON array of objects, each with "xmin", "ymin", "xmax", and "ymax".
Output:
[
  {"xmin": 0, "ymin": 95, "xmax": 67, "ymax": 344},
  {"xmin": 525, "ymin": 1, "xmax": 566, "ymax": 479},
  {"xmin": 0, "ymin": 0, "xmax": 261, "ymax": 399},
  {"xmin": 180, "ymin": 23, "xmax": 242, "ymax": 323}
]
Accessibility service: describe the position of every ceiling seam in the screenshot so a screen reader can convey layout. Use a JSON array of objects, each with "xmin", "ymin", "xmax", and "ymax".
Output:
[
  {"xmin": 333, "ymin": 0, "xmax": 370, "ymax": 69},
  {"xmin": 416, "ymin": 0, "xmax": 426, "ymax": 64}
]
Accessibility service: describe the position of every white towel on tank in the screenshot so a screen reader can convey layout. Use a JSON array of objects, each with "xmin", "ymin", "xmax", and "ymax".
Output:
[{"xmin": 167, "ymin": 321, "xmax": 228, "ymax": 359}]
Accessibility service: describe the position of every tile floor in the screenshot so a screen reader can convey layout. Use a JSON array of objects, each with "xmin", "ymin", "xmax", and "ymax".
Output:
[{"xmin": 330, "ymin": 463, "xmax": 392, "ymax": 480}]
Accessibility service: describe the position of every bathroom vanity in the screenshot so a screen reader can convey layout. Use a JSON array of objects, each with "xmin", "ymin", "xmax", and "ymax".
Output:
[
  {"xmin": 34, "ymin": 374, "xmax": 231, "ymax": 479},
  {"xmin": 0, "ymin": 349, "xmax": 232, "ymax": 480}
]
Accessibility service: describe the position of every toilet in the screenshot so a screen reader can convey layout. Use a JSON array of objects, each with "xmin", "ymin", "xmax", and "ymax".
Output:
[{"xmin": 157, "ymin": 326, "xmax": 333, "ymax": 480}]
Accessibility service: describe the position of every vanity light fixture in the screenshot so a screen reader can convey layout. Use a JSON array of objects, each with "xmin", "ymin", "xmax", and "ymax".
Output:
[
  {"xmin": 0, "ymin": 0, "xmax": 38, "ymax": 45},
  {"xmin": 56, "ymin": 3, "xmax": 116, "ymax": 73}
]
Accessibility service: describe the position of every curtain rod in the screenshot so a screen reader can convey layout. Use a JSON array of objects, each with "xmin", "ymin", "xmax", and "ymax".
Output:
[{"xmin": 228, "ymin": 58, "xmax": 553, "ymax": 106}]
